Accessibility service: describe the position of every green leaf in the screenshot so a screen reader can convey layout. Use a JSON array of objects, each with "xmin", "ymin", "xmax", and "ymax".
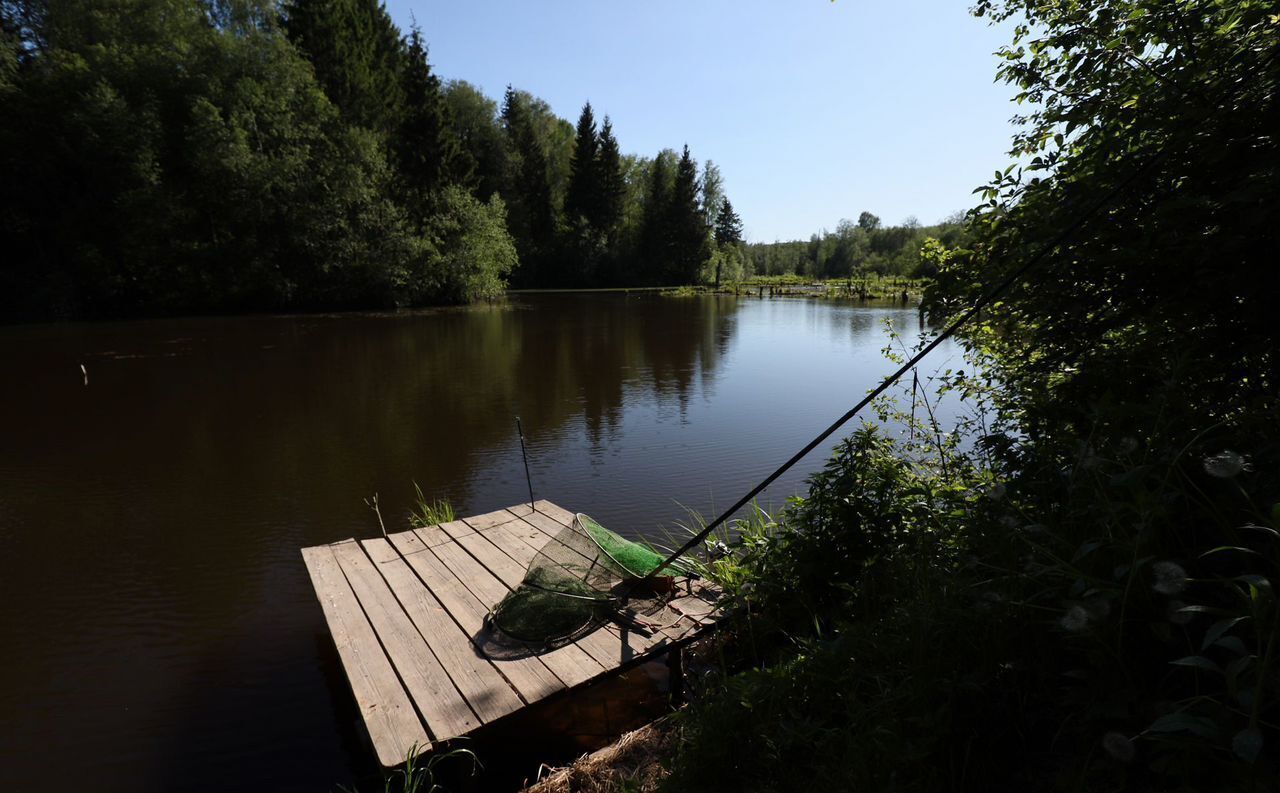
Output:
[
  {"xmin": 1146, "ymin": 712, "xmax": 1218, "ymax": 737},
  {"xmin": 1225, "ymin": 655, "xmax": 1255, "ymax": 690},
  {"xmin": 1213, "ymin": 636, "xmax": 1249, "ymax": 656},
  {"xmin": 1177, "ymin": 604, "xmax": 1230, "ymax": 616},
  {"xmin": 1201, "ymin": 616, "xmax": 1248, "ymax": 650},
  {"xmin": 1199, "ymin": 545, "xmax": 1260, "ymax": 558},
  {"xmin": 1170, "ymin": 655, "xmax": 1222, "ymax": 674},
  {"xmin": 1072, "ymin": 540, "xmax": 1103, "ymax": 562},
  {"xmin": 1232, "ymin": 728, "xmax": 1262, "ymax": 764}
]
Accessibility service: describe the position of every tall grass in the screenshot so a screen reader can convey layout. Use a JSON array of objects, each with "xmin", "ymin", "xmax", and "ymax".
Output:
[
  {"xmin": 409, "ymin": 483, "xmax": 456, "ymax": 528},
  {"xmin": 337, "ymin": 745, "xmax": 477, "ymax": 793}
]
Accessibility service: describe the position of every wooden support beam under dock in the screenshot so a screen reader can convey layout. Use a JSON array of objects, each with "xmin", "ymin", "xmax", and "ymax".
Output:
[{"xmin": 301, "ymin": 500, "xmax": 724, "ymax": 768}]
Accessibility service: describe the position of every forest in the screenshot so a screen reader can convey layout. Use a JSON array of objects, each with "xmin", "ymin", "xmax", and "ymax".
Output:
[
  {"xmin": 0, "ymin": 0, "xmax": 741, "ymax": 322},
  {"xmin": 744, "ymin": 211, "xmax": 967, "ymax": 279}
]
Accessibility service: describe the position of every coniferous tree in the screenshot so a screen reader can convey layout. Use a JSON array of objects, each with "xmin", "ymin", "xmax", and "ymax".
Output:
[
  {"xmin": 284, "ymin": 0, "xmax": 404, "ymax": 135},
  {"xmin": 666, "ymin": 144, "xmax": 711, "ymax": 284},
  {"xmin": 394, "ymin": 26, "xmax": 460, "ymax": 215},
  {"xmin": 714, "ymin": 197, "xmax": 743, "ymax": 247},
  {"xmin": 564, "ymin": 101, "xmax": 598, "ymax": 228},
  {"xmin": 639, "ymin": 150, "xmax": 674, "ymax": 284},
  {"xmin": 594, "ymin": 116, "xmax": 624, "ymax": 241},
  {"xmin": 501, "ymin": 85, "xmax": 556, "ymax": 284}
]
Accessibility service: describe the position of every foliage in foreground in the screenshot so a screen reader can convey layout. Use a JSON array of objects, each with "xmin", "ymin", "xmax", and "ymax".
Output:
[
  {"xmin": 338, "ymin": 745, "xmax": 477, "ymax": 793},
  {"xmin": 667, "ymin": 411, "xmax": 1278, "ymax": 791},
  {"xmin": 664, "ymin": 1, "xmax": 1279, "ymax": 790}
]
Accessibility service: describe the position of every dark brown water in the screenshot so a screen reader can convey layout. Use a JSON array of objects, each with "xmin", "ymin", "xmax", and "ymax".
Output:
[{"xmin": 0, "ymin": 293, "xmax": 962, "ymax": 791}]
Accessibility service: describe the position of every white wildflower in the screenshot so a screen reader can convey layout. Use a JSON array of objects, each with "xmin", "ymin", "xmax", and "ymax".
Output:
[
  {"xmin": 1102, "ymin": 732, "xmax": 1135, "ymax": 763},
  {"xmin": 1060, "ymin": 605, "xmax": 1091, "ymax": 632},
  {"xmin": 1152, "ymin": 561, "xmax": 1188, "ymax": 595},
  {"xmin": 1203, "ymin": 450, "xmax": 1251, "ymax": 479}
]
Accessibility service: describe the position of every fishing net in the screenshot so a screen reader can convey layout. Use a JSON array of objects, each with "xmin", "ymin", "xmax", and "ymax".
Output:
[{"xmin": 478, "ymin": 513, "xmax": 683, "ymax": 658}]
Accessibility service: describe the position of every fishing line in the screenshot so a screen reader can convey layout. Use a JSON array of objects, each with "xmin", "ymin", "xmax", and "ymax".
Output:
[{"xmin": 648, "ymin": 40, "xmax": 1276, "ymax": 577}]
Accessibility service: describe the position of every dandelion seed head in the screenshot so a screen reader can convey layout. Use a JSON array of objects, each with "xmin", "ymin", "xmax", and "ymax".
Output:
[
  {"xmin": 1152, "ymin": 561, "xmax": 1188, "ymax": 595},
  {"xmin": 1060, "ymin": 605, "xmax": 1091, "ymax": 632},
  {"xmin": 1204, "ymin": 450, "xmax": 1251, "ymax": 479},
  {"xmin": 1102, "ymin": 732, "xmax": 1135, "ymax": 763}
]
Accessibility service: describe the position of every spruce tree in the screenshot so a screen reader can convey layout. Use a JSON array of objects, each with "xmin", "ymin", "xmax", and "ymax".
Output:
[
  {"xmin": 394, "ymin": 26, "xmax": 461, "ymax": 214},
  {"xmin": 564, "ymin": 101, "xmax": 598, "ymax": 227},
  {"xmin": 714, "ymin": 197, "xmax": 743, "ymax": 247},
  {"xmin": 594, "ymin": 116, "xmax": 624, "ymax": 242},
  {"xmin": 284, "ymin": 0, "xmax": 405, "ymax": 135},
  {"xmin": 500, "ymin": 85, "xmax": 556, "ymax": 284},
  {"xmin": 666, "ymin": 144, "xmax": 711, "ymax": 284},
  {"xmin": 639, "ymin": 150, "xmax": 673, "ymax": 285}
]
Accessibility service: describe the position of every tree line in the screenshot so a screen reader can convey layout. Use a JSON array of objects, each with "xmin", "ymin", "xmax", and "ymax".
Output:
[
  {"xmin": 745, "ymin": 211, "xmax": 967, "ymax": 280},
  {"xmin": 0, "ymin": 0, "xmax": 742, "ymax": 321}
]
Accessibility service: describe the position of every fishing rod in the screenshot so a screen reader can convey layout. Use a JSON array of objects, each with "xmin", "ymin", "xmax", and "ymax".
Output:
[
  {"xmin": 516, "ymin": 416, "xmax": 535, "ymax": 511},
  {"xmin": 647, "ymin": 40, "xmax": 1276, "ymax": 577}
]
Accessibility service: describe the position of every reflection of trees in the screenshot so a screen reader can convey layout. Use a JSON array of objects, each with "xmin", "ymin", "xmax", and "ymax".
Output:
[
  {"xmin": 1, "ymin": 294, "xmax": 739, "ymax": 515},
  {"xmin": 366, "ymin": 293, "xmax": 743, "ymax": 501},
  {"xmin": 0, "ymin": 294, "xmax": 742, "ymax": 628}
]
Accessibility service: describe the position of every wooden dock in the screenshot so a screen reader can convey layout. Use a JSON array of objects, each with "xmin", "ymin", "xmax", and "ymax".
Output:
[{"xmin": 301, "ymin": 500, "xmax": 723, "ymax": 768}]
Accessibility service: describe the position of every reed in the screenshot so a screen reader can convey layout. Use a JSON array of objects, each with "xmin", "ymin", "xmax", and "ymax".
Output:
[{"xmin": 408, "ymin": 483, "xmax": 456, "ymax": 528}]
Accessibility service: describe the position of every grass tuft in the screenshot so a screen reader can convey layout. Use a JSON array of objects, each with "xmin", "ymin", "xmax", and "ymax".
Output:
[{"xmin": 409, "ymin": 483, "xmax": 456, "ymax": 528}]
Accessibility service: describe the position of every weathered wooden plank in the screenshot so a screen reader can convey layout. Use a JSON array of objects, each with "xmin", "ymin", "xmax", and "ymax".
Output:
[
  {"xmin": 386, "ymin": 529, "xmax": 565, "ymax": 703},
  {"xmin": 330, "ymin": 541, "xmax": 479, "ymax": 741},
  {"xmin": 412, "ymin": 523, "xmax": 608, "ymax": 688},
  {"xmin": 532, "ymin": 499, "xmax": 576, "ymax": 527},
  {"xmin": 301, "ymin": 544, "xmax": 431, "ymax": 767},
  {"xmin": 361, "ymin": 538, "xmax": 526, "ymax": 726},
  {"xmin": 450, "ymin": 515, "xmax": 652, "ymax": 668},
  {"xmin": 461, "ymin": 507, "xmax": 523, "ymax": 531}
]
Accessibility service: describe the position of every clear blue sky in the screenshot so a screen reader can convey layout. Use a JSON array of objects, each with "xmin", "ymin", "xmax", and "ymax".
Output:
[{"xmin": 383, "ymin": 0, "xmax": 1020, "ymax": 242}]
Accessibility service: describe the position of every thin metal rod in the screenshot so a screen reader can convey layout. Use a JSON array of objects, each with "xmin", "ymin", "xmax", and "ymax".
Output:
[
  {"xmin": 646, "ymin": 41, "xmax": 1276, "ymax": 581},
  {"xmin": 516, "ymin": 417, "xmax": 534, "ymax": 510},
  {"xmin": 648, "ymin": 135, "xmax": 1183, "ymax": 578}
]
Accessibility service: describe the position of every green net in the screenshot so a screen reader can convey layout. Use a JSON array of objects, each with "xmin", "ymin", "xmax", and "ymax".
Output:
[
  {"xmin": 478, "ymin": 512, "xmax": 683, "ymax": 658},
  {"xmin": 578, "ymin": 514, "xmax": 667, "ymax": 577}
]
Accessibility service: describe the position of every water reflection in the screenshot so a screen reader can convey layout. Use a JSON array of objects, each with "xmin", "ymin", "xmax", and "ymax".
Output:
[{"xmin": 0, "ymin": 294, "xmax": 959, "ymax": 791}]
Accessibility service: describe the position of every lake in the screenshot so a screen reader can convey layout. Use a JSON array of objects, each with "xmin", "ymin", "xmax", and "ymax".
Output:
[{"xmin": 0, "ymin": 293, "xmax": 965, "ymax": 791}]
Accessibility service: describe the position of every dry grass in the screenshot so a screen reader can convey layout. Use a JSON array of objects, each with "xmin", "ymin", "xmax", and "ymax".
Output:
[{"xmin": 522, "ymin": 719, "xmax": 676, "ymax": 793}]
